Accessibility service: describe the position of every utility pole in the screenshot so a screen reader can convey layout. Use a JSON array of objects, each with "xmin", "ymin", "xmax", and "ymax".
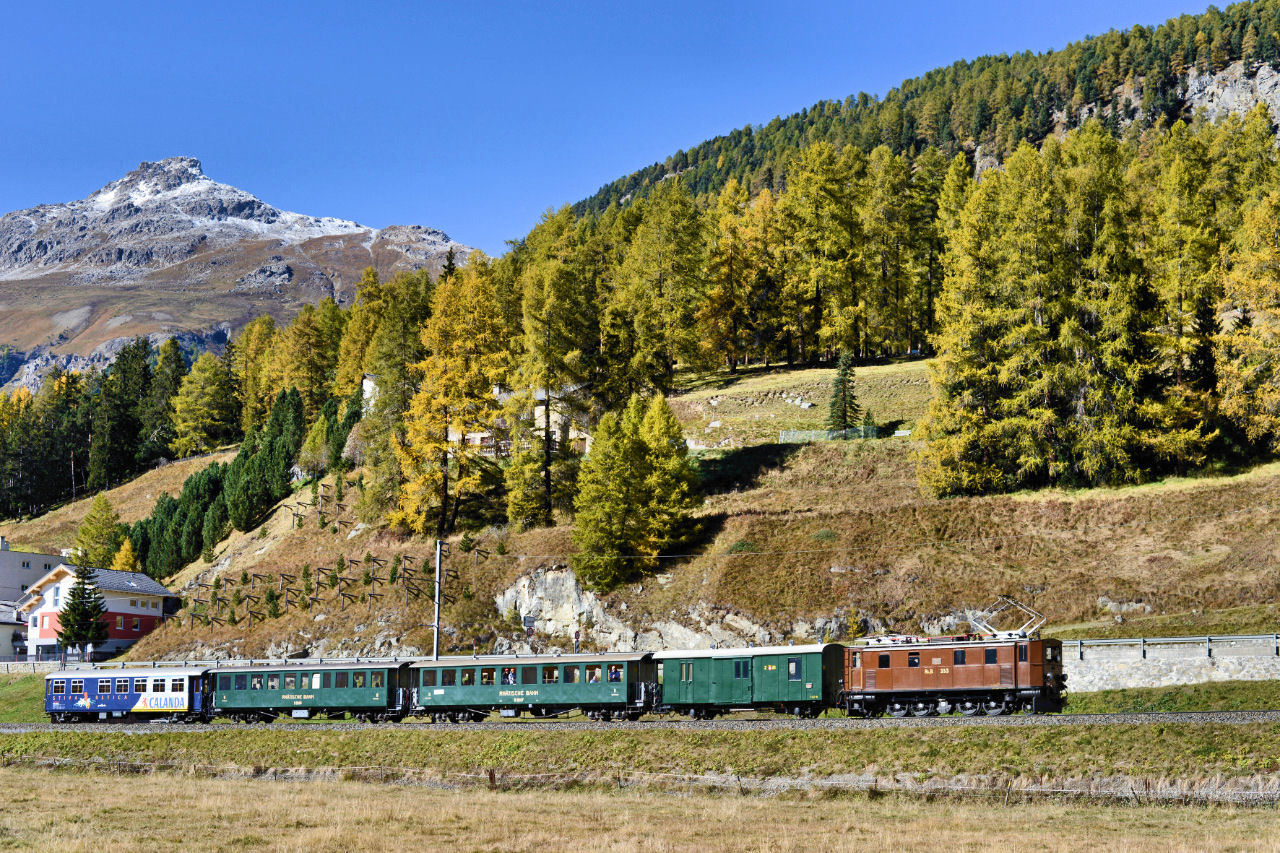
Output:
[{"xmin": 432, "ymin": 540, "xmax": 457, "ymax": 661}]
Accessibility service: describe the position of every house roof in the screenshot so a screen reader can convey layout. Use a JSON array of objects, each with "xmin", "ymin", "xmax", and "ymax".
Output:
[{"xmin": 18, "ymin": 564, "xmax": 175, "ymax": 614}]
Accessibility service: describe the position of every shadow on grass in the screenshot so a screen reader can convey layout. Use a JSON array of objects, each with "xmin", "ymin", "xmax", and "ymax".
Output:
[{"xmin": 692, "ymin": 443, "xmax": 803, "ymax": 496}]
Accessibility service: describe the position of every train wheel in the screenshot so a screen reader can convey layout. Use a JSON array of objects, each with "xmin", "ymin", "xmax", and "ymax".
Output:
[
  {"xmin": 910, "ymin": 701, "xmax": 932, "ymax": 718},
  {"xmin": 958, "ymin": 700, "xmax": 981, "ymax": 717},
  {"xmin": 983, "ymin": 701, "xmax": 1006, "ymax": 716},
  {"xmin": 888, "ymin": 702, "xmax": 909, "ymax": 718}
]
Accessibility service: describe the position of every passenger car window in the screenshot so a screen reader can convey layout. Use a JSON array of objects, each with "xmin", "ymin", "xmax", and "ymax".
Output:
[
  {"xmin": 267, "ymin": 674, "xmax": 280, "ymax": 690},
  {"xmin": 542, "ymin": 666, "xmax": 559, "ymax": 684},
  {"xmin": 70, "ymin": 679, "xmax": 83, "ymax": 694},
  {"xmin": 171, "ymin": 679, "xmax": 184, "ymax": 693},
  {"xmin": 607, "ymin": 664, "xmax": 622, "ymax": 682},
  {"xmin": 284, "ymin": 674, "xmax": 296, "ymax": 689},
  {"xmin": 352, "ymin": 672, "xmax": 367, "ymax": 689},
  {"xmin": 908, "ymin": 653, "xmax": 920, "ymax": 668},
  {"xmin": 218, "ymin": 675, "xmax": 231, "ymax": 690},
  {"xmin": 481, "ymin": 668, "xmax": 496, "ymax": 685},
  {"xmin": 441, "ymin": 670, "xmax": 456, "ymax": 687},
  {"xmin": 422, "ymin": 670, "xmax": 437, "ymax": 687},
  {"xmin": 372, "ymin": 672, "xmax": 385, "ymax": 688},
  {"xmin": 878, "ymin": 654, "xmax": 890, "ymax": 668},
  {"xmin": 521, "ymin": 667, "xmax": 537, "ymax": 685},
  {"xmin": 51, "ymin": 680, "xmax": 65, "ymax": 695},
  {"xmin": 250, "ymin": 675, "xmax": 262, "ymax": 691},
  {"xmin": 459, "ymin": 670, "xmax": 473, "ymax": 686},
  {"xmin": 985, "ymin": 648, "xmax": 998, "ymax": 665},
  {"xmin": 563, "ymin": 666, "xmax": 579, "ymax": 684},
  {"xmin": 98, "ymin": 679, "xmax": 112, "ymax": 693},
  {"xmin": 312, "ymin": 674, "xmax": 322, "ymax": 690},
  {"xmin": 501, "ymin": 667, "xmax": 516, "ymax": 684},
  {"xmin": 335, "ymin": 672, "xmax": 348, "ymax": 689},
  {"xmin": 234, "ymin": 675, "xmax": 247, "ymax": 691},
  {"xmin": 153, "ymin": 678, "xmax": 167, "ymax": 693},
  {"xmin": 586, "ymin": 665, "xmax": 601, "ymax": 683},
  {"xmin": 787, "ymin": 657, "xmax": 801, "ymax": 681}
]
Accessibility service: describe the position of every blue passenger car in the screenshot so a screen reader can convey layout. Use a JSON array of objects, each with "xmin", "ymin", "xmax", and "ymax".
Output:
[{"xmin": 45, "ymin": 667, "xmax": 210, "ymax": 723}]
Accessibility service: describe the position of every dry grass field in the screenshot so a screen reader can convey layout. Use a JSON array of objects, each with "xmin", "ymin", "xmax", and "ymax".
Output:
[
  {"xmin": 2, "ymin": 767, "xmax": 1276, "ymax": 852},
  {"xmin": 0, "ymin": 449, "xmax": 237, "ymax": 555}
]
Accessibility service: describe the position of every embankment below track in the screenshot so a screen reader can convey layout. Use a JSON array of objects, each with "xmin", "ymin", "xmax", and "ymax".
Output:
[{"xmin": 2, "ymin": 721, "xmax": 1280, "ymax": 801}]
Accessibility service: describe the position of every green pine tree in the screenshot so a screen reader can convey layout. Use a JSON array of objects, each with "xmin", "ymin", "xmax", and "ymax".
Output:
[
  {"xmin": 73, "ymin": 494, "xmax": 125, "ymax": 569},
  {"xmin": 56, "ymin": 565, "xmax": 109, "ymax": 651},
  {"xmin": 826, "ymin": 351, "xmax": 859, "ymax": 434}
]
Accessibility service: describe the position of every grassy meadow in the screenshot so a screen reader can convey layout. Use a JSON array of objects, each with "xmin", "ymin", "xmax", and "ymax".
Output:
[{"xmin": 5, "ymin": 766, "xmax": 1277, "ymax": 852}]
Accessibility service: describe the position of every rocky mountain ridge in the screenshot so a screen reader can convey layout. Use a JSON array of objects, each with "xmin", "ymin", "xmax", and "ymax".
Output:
[{"xmin": 0, "ymin": 157, "xmax": 471, "ymax": 388}]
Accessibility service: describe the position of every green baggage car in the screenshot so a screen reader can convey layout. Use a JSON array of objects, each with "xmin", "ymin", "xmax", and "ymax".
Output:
[
  {"xmin": 654, "ymin": 644, "xmax": 844, "ymax": 718},
  {"xmin": 211, "ymin": 661, "xmax": 412, "ymax": 722},
  {"xmin": 410, "ymin": 653, "xmax": 657, "ymax": 721}
]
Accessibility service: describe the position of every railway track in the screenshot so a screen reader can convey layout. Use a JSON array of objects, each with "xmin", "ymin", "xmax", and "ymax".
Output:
[{"xmin": 2, "ymin": 708, "xmax": 1278, "ymax": 735}]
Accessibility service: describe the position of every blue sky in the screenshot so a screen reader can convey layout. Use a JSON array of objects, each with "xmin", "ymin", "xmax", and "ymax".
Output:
[{"xmin": 0, "ymin": 1, "xmax": 1203, "ymax": 255}]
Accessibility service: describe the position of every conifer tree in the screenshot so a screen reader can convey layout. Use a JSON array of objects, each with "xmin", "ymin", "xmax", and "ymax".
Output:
[
  {"xmin": 74, "ymin": 494, "xmax": 125, "ymax": 569},
  {"xmin": 108, "ymin": 538, "xmax": 138, "ymax": 573},
  {"xmin": 826, "ymin": 351, "xmax": 859, "ymax": 434},
  {"xmin": 137, "ymin": 337, "xmax": 188, "ymax": 465},
  {"xmin": 171, "ymin": 353, "xmax": 236, "ymax": 457},
  {"xmin": 56, "ymin": 564, "xmax": 108, "ymax": 651}
]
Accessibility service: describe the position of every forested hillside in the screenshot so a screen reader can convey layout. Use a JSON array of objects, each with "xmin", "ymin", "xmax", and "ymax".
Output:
[{"xmin": 576, "ymin": 0, "xmax": 1280, "ymax": 214}]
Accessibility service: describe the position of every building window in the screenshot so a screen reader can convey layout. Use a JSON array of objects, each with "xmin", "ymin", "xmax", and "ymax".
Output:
[
  {"xmin": 42, "ymin": 615, "xmax": 49, "ymax": 629},
  {"xmin": 152, "ymin": 601, "xmax": 158, "ymax": 609},
  {"xmin": 129, "ymin": 599, "xmax": 136, "ymax": 608},
  {"xmin": 132, "ymin": 618, "xmax": 140, "ymax": 631},
  {"xmin": 20, "ymin": 560, "xmax": 29, "ymax": 569},
  {"xmin": 43, "ymin": 563, "xmax": 50, "ymax": 571},
  {"xmin": 116, "ymin": 616, "xmax": 124, "ymax": 630}
]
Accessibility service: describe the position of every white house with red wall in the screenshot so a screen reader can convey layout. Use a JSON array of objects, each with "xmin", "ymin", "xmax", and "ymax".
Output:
[{"xmin": 18, "ymin": 565, "xmax": 179, "ymax": 659}]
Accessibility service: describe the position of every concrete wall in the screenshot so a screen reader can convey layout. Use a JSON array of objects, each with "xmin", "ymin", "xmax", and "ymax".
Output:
[{"xmin": 1063, "ymin": 636, "xmax": 1280, "ymax": 692}]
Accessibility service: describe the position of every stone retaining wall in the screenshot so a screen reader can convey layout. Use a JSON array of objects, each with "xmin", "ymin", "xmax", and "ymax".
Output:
[{"xmin": 1064, "ymin": 638, "xmax": 1280, "ymax": 692}]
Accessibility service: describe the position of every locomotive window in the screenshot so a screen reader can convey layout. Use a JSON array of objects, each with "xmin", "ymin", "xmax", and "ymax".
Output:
[
  {"xmin": 459, "ymin": 670, "xmax": 474, "ymax": 687},
  {"xmin": 51, "ymin": 680, "xmax": 65, "ymax": 695},
  {"xmin": 1046, "ymin": 646, "xmax": 1061, "ymax": 663},
  {"xmin": 908, "ymin": 653, "xmax": 919, "ymax": 668},
  {"xmin": 563, "ymin": 666, "xmax": 578, "ymax": 684},
  {"xmin": 171, "ymin": 679, "xmax": 184, "ymax": 693},
  {"xmin": 1018, "ymin": 645, "xmax": 1028, "ymax": 663},
  {"xmin": 542, "ymin": 666, "xmax": 559, "ymax": 684},
  {"xmin": 481, "ymin": 668, "xmax": 496, "ymax": 685},
  {"xmin": 335, "ymin": 672, "xmax": 349, "ymax": 689},
  {"xmin": 440, "ymin": 670, "xmax": 456, "ymax": 687},
  {"xmin": 116, "ymin": 679, "xmax": 129, "ymax": 693},
  {"xmin": 154, "ymin": 678, "xmax": 167, "ymax": 693},
  {"xmin": 953, "ymin": 649, "xmax": 966, "ymax": 666},
  {"xmin": 283, "ymin": 674, "xmax": 296, "ymax": 689},
  {"xmin": 267, "ymin": 675, "xmax": 280, "ymax": 690},
  {"xmin": 250, "ymin": 675, "xmax": 262, "ymax": 691},
  {"xmin": 985, "ymin": 648, "xmax": 998, "ymax": 665},
  {"xmin": 372, "ymin": 672, "xmax": 385, "ymax": 688},
  {"xmin": 98, "ymin": 679, "xmax": 112, "ymax": 693},
  {"xmin": 218, "ymin": 675, "xmax": 231, "ymax": 691},
  {"xmin": 70, "ymin": 679, "xmax": 83, "ymax": 694},
  {"xmin": 353, "ymin": 672, "xmax": 367, "ymax": 689},
  {"xmin": 422, "ymin": 670, "xmax": 437, "ymax": 687},
  {"xmin": 522, "ymin": 667, "xmax": 537, "ymax": 685},
  {"xmin": 234, "ymin": 675, "xmax": 247, "ymax": 691},
  {"xmin": 878, "ymin": 654, "xmax": 890, "ymax": 669},
  {"xmin": 787, "ymin": 658, "xmax": 801, "ymax": 681},
  {"xmin": 586, "ymin": 665, "xmax": 601, "ymax": 683}
]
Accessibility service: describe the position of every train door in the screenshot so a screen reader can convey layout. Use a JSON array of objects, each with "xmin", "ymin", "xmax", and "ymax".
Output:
[{"xmin": 711, "ymin": 657, "xmax": 752, "ymax": 705}]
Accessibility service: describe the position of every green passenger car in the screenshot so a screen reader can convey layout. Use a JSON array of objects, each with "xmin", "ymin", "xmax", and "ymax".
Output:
[
  {"xmin": 211, "ymin": 662, "xmax": 412, "ymax": 721},
  {"xmin": 410, "ymin": 653, "xmax": 657, "ymax": 721},
  {"xmin": 654, "ymin": 644, "xmax": 844, "ymax": 718}
]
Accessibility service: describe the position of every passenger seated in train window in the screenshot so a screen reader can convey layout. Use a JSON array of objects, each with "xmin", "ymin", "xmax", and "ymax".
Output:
[
  {"xmin": 353, "ymin": 672, "xmax": 367, "ymax": 689},
  {"xmin": 564, "ymin": 666, "xmax": 580, "ymax": 684},
  {"xmin": 372, "ymin": 672, "xmax": 385, "ymax": 688},
  {"xmin": 480, "ymin": 668, "xmax": 495, "ymax": 686},
  {"xmin": 607, "ymin": 664, "xmax": 622, "ymax": 682},
  {"xmin": 542, "ymin": 666, "xmax": 559, "ymax": 684},
  {"xmin": 250, "ymin": 675, "xmax": 262, "ymax": 691},
  {"xmin": 267, "ymin": 674, "xmax": 280, "ymax": 690},
  {"xmin": 586, "ymin": 665, "xmax": 601, "ymax": 683},
  {"xmin": 284, "ymin": 674, "xmax": 296, "ymax": 689},
  {"xmin": 501, "ymin": 668, "xmax": 517, "ymax": 685},
  {"xmin": 460, "ymin": 670, "xmax": 474, "ymax": 686}
]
